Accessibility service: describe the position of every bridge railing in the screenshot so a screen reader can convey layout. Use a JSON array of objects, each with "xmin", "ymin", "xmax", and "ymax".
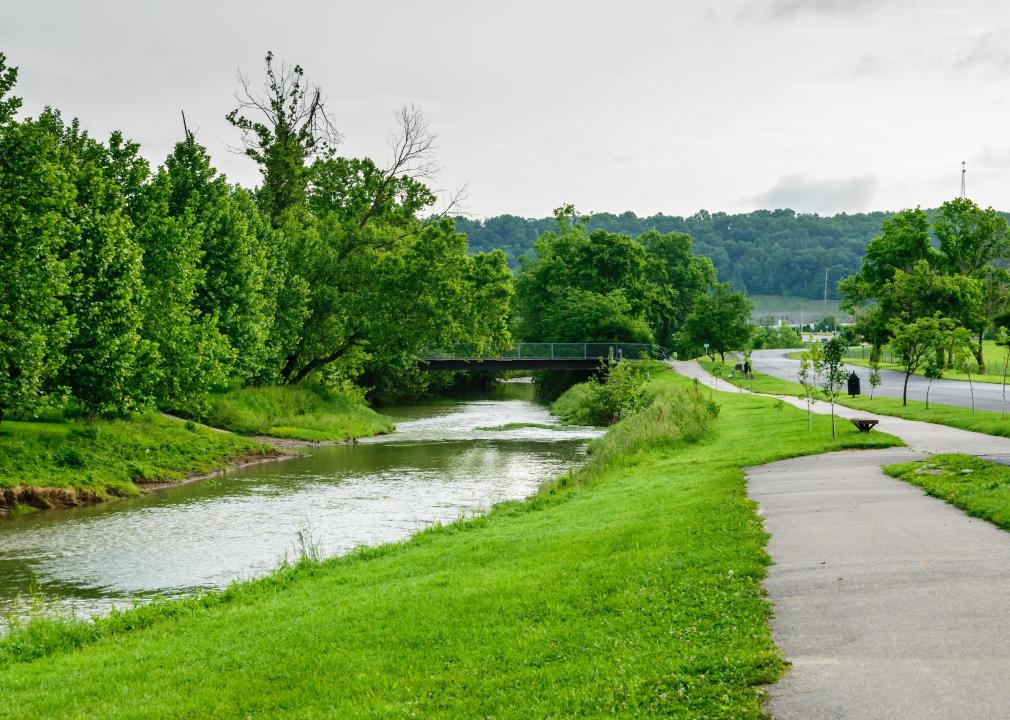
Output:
[{"xmin": 419, "ymin": 343, "xmax": 667, "ymax": 361}]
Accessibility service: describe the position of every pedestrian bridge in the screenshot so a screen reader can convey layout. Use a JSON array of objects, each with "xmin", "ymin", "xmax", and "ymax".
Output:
[{"xmin": 419, "ymin": 343, "xmax": 666, "ymax": 371}]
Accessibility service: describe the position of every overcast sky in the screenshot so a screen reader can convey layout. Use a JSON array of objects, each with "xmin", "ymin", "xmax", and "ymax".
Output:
[{"xmin": 3, "ymin": 0, "xmax": 1009, "ymax": 218}]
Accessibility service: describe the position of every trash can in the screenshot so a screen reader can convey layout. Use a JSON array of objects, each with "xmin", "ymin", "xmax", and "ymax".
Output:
[{"xmin": 847, "ymin": 371, "xmax": 860, "ymax": 397}]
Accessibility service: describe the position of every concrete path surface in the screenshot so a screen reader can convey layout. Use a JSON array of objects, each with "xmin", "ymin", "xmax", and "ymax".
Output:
[
  {"xmin": 670, "ymin": 360, "xmax": 1010, "ymax": 718},
  {"xmin": 751, "ymin": 449, "xmax": 1010, "ymax": 719}
]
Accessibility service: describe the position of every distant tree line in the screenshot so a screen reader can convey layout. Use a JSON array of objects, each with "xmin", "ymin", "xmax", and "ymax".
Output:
[
  {"xmin": 458, "ymin": 209, "xmax": 908, "ymax": 300},
  {"xmin": 0, "ymin": 52, "xmax": 513, "ymax": 422}
]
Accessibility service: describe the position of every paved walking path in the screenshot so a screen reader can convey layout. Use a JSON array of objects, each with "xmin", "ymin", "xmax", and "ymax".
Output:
[{"xmin": 671, "ymin": 360, "xmax": 1010, "ymax": 718}]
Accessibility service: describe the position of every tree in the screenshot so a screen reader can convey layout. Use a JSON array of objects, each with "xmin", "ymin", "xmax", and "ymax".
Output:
[
  {"xmin": 160, "ymin": 137, "xmax": 276, "ymax": 382},
  {"xmin": 681, "ymin": 282, "xmax": 753, "ymax": 362},
  {"xmin": 0, "ymin": 52, "xmax": 21, "ymax": 125},
  {"xmin": 839, "ymin": 208, "xmax": 935, "ymax": 354},
  {"xmin": 639, "ymin": 229, "xmax": 715, "ymax": 349},
  {"xmin": 933, "ymin": 198, "xmax": 1010, "ymax": 367},
  {"xmin": 133, "ymin": 150, "xmax": 234, "ymax": 415},
  {"xmin": 798, "ymin": 349, "xmax": 819, "ymax": 431},
  {"xmin": 45, "ymin": 113, "xmax": 153, "ymax": 419},
  {"xmin": 227, "ymin": 51, "xmax": 340, "ymax": 222},
  {"xmin": 947, "ymin": 325, "xmax": 976, "ymax": 412},
  {"xmin": 0, "ymin": 114, "xmax": 74, "ymax": 424},
  {"xmin": 868, "ymin": 361, "xmax": 881, "ymax": 400},
  {"xmin": 814, "ymin": 337, "xmax": 847, "ymax": 438},
  {"xmin": 515, "ymin": 209, "xmax": 651, "ymax": 343},
  {"xmin": 888, "ymin": 316, "xmax": 954, "ymax": 406}
]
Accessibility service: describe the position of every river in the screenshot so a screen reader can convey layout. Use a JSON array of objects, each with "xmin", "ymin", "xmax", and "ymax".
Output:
[{"xmin": 0, "ymin": 383, "xmax": 599, "ymax": 631}]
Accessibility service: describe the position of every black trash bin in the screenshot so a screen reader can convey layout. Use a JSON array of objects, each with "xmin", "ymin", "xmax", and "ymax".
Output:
[{"xmin": 847, "ymin": 371, "xmax": 860, "ymax": 397}]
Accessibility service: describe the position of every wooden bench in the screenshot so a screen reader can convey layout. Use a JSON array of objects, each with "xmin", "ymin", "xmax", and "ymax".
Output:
[{"xmin": 850, "ymin": 418, "xmax": 879, "ymax": 433}]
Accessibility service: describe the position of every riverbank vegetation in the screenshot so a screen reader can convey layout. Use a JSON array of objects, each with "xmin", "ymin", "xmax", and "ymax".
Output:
[
  {"xmin": 549, "ymin": 360, "xmax": 655, "ymax": 426},
  {"xmin": 0, "ymin": 415, "xmax": 267, "ymax": 513},
  {"xmin": 0, "ymin": 50, "xmax": 512, "ymax": 434},
  {"xmin": 203, "ymin": 383, "xmax": 393, "ymax": 441},
  {"xmin": 0, "ymin": 368, "xmax": 900, "ymax": 718}
]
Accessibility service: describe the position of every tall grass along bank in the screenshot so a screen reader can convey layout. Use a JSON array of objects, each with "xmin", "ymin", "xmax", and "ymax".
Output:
[
  {"xmin": 0, "ymin": 369, "xmax": 899, "ymax": 719},
  {"xmin": 201, "ymin": 382, "xmax": 394, "ymax": 441}
]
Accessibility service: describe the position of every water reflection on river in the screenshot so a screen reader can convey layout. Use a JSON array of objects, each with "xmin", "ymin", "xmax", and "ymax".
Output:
[{"xmin": 0, "ymin": 383, "xmax": 599, "ymax": 629}]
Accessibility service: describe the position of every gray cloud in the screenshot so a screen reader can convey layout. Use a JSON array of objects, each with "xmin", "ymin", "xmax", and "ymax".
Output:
[
  {"xmin": 958, "ymin": 31, "xmax": 1010, "ymax": 72},
  {"xmin": 851, "ymin": 54, "xmax": 887, "ymax": 77},
  {"xmin": 752, "ymin": 173, "xmax": 879, "ymax": 214},
  {"xmin": 766, "ymin": 0, "xmax": 880, "ymax": 19}
]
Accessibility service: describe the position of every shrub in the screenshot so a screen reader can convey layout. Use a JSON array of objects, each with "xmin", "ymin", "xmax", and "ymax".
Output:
[
  {"xmin": 586, "ymin": 384, "xmax": 719, "ymax": 468},
  {"xmin": 550, "ymin": 361, "xmax": 652, "ymax": 426}
]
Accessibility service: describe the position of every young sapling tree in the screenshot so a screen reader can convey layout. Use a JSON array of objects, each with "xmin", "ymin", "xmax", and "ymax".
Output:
[{"xmin": 814, "ymin": 337, "xmax": 847, "ymax": 439}]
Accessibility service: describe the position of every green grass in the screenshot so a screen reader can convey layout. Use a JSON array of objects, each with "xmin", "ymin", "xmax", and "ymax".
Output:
[
  {"xmin": 886, "ymin": 454, "xmax": 1010, "ymax": 530},
  {"xmin": 841, "ymin": 340, "xmax": 1010, "ymax": 385},
  {"xmin": 700, "ymin": 359, "xmax": 807, "ymax": 396},
  {"xmin": 203, "ymin": 382, "xmax": 394, "ymax": 441},
  {"xmin": 0, "ymin": 414, "xmax": 268, "ymax": 509},
  {"xmin": 0, "ymin": 369, "xmax": 900, "ymax": 719},
  {"xmin": 705, "ymin": 360, "xmax": 1010, "ymax": 438}
]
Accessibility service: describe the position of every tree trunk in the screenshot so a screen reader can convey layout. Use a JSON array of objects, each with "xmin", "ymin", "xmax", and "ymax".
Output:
[
  {"xmin": 830, "ymin": 400, "xmax": 836, "ymax": 439},
  {"xmin": 977, "ymin": 330, "xmax": 985, "ymax": 372},
  {"xmin": 903, "ymin": 372, "xmax": 910, "ymax": 406},
  {"xmin": 926, "ymin": 379, "xmax": 931, "ymax": 410},
  {"xmin": 286, "ymin": 335, "xmax": 361, "ymax": 385}
]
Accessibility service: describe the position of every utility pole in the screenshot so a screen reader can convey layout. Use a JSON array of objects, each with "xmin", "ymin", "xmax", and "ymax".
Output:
[
  {"xmin": 961, "ymin": 160, "xmax": 967, "ymax": 199},
  {"xmin": 181, "ymin": 110, "xmax": 192, "ymax": 140},
  {"xmin": 823, "ymin": 267, "xmax": 830, "ymax": 330}
]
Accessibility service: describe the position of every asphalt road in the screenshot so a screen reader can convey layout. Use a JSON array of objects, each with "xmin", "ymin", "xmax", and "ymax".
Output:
[{"xmin": 752, "ymin": 348, "xmax": 1010, "ymax": 415}]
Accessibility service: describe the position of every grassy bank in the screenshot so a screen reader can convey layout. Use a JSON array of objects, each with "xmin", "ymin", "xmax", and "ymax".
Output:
[
  {"xmin": 701, "ymin": 359, "xmax": 1010, "ymax": 438},
  {"xmin": 0, "ymin": 368, "xmax": 899, "ymax": 719},
  {"xmin": 0, "ymin": 414, "xmax": 269, "ymax": 512},
  {"xmin": 202, "ymin": 382, "xmax": 394, "ymax": 441},
  {"xmin": 886, "ymin": 454, "xmax": 1010, "ymax": 530}
]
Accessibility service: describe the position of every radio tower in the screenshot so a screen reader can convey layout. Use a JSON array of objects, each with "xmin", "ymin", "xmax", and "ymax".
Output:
[{"xmin": 961, "ymin": 161, "xmax": 967, "ymax": 199}]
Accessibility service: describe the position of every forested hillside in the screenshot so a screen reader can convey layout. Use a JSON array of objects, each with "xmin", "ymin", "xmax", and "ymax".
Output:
[{"xmin": 457, "ymin": 209, "xmax": 892, "ymax": 299}]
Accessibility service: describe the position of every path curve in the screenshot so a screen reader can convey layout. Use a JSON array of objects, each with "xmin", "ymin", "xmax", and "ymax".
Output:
[{"xmin": 671, "ymin": 360, "xmax": 1010, "ymax": 718}]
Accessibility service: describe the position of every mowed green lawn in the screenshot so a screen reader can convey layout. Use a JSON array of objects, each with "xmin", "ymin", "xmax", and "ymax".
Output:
[
  {"xmin": 0, "ymin": 370, "xmax": 899, "ymax": 719},
  {"xmin": 842, "ymin": 340, "xmax": 1010, "ymax": 385},
  {"xmin": 703, "ymin": 359, "xmax": 1010, "ymax": 439}
]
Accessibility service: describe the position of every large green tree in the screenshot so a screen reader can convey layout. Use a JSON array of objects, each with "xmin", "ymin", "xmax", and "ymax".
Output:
[
  {"xmin": 228, "ymin": 55, "xmax": 513, "ymax": 394},
  {"xmin": 47, "ymin": 113, "xmax": 153, "ymax": 419},
  {"xmin": 933, "ymin": 197, "xmax": 1010, "ymax": 366},
  {"xmin": 515, "ymin": 206, "xmax": 651, "ymax": 343},
  {"xmin": 682, "ymin": 282, "xmax": 753, "ymax": 362},
  {"xmin": 132, "ymin": 146, "xmax": 234, "ymax": 415},
  {"xmin": 0, "ymin": 80, "xmax": 74, "ymax": 423}
]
